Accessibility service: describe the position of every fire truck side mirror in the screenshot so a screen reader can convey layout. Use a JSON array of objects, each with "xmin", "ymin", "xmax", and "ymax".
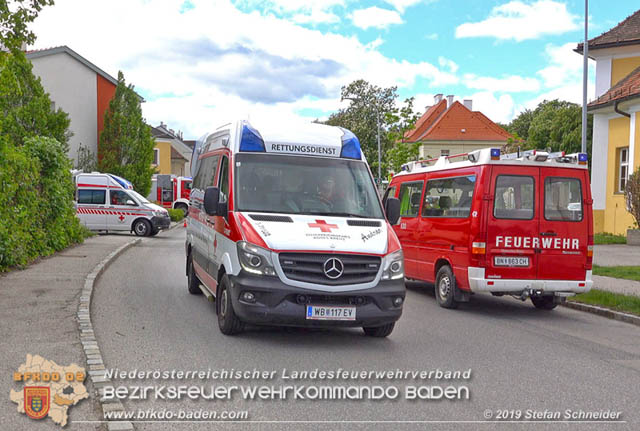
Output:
[
  {"xmin": 385, "ymin": 197, "xmax": 400, "ymax": 225},
  {"xmin": 204, "ymin": 187, "xmax": 220, "ymax": 216}
]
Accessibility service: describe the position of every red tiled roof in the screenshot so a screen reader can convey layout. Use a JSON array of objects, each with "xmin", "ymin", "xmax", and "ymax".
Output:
[
  {"xmin": 406, "ymin": 101, "xmax": 511, "ymax": 142},
  {"xmin": 576, "ymin": 9, "xmax": 640, "ymax": 52},
  {"xmin": 588, "ymin": 65, "xmax": 640, "ymax": 109},
  {"xmin": 404, "ymin": 99, "xmax": 447, "ymax": 141}
]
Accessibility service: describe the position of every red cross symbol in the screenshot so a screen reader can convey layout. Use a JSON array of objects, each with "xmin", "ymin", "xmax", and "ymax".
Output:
[
  {"xmin": 118, "ymin": 215, "xmax": 125, "ymax": 221},
  {"xmin": 308, "ymin": 219, "xmax": 338, "ymax": 233}
]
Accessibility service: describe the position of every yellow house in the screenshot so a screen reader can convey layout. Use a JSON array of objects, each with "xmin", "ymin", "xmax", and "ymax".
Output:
[
  {"xmin": 151, "ymin": 123, "xmax": 191, "ymax": 177},
  {"xmin": 576, "ymin": 10, "xmax": 640, "ymax": 235}
]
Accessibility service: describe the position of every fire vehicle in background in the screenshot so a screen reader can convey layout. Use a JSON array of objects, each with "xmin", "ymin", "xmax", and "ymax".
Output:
[
  {"xmin": 386, "ymin": 147, "xmax": 593, "ymax": 310},
  {"xmin": 153, "ymin": 175, "xmax": 192, "ymax": 215}
]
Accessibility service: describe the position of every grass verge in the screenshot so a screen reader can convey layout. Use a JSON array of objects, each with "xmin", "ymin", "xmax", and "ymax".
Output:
[
  {"xmin": 594, "ymin": 232, "xmax": 626, "ymax": 244},
  {"xmin": 570, "ymin": 289, "xmax": 640, "ymax": 316},
  {"xmin": 592, "ymin": 265, "xmax": 640, "ymax": 282}
]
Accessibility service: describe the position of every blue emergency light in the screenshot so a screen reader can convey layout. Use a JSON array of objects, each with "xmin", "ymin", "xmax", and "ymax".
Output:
[
  {"xmin": 239, "ymin": 122, "xmax": 266, "ymax": 152},
  {"xmin": 578, "ymin": 153, "xmax": 588, "ymax": 164},
  {"xmin": 490, "ymin": 148, "xmax": 501, "ymax": 160},
  {"xmin": 339, "ymin": 128, "xmax": 362, "ymax": 159},
  {"xmin": 108, "ymin": 174, "xmax": 133, "ymax": 189}
]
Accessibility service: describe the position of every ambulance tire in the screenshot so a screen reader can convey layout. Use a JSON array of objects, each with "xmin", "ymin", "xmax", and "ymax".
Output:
[
  {"xmin": 531, "ymin": 295, "xmax": 557, "ymax": 310},
  {"xmin": 363, "ymin": 323, "xmax": 395, "ymax": 337},
  {"xmin": 217, "ymin": 275, "xmax": 245, "ymax": 335},
  {"xmin": 187, "ymin": 255, "xmax": 202, "ymax": 295},
  {"xmin": 150, "ymin": 228, "xmax": 159, "ymax": 236},
  {"xmin": 133, "ymin": 219, "xmax": 151, "ymax": 237},
  {"xmin": 435, "ymin": 265, "xmax": 459, "ymax": 309}
]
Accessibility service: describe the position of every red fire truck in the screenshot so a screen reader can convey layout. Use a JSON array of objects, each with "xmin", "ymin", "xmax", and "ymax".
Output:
[
  {"xmin": 156, "ymin": 175, "xmax": 192, "ymax": 214},
  {"xmin": 385, "ymin": 147, "xmax": 593, "ymax": 310}
]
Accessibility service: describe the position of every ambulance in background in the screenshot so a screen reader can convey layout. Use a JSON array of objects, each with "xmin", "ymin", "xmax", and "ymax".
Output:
[
  {"xmin": 387, "ymin": 148, "xmax": 593, "ymax": 310},
  {"xmin": 185, "ymin": 120, "xmax": 404, "ymax": 336},
  {"xmin": 74, "ymin": 172, "xmax": 170, "ymax": 236},
  {"xmin": 155, "ymin": 175, "xmax": 192, "ymax": 214}
]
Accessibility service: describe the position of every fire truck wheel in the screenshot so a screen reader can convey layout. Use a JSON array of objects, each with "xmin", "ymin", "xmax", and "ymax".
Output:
[
  {"xmin": 175, "ymin": 204, "xmax": 188, "ymax": 216},
  {"xmin": 187, "ymin": 255, "xmax": 202, "ymax": 295},
  {"xmin": 435, "ymin": 265, "xmax": 459, "ymax": 309},
  {"xmin": 531, "ymin": 295, "xmax": 557, "ymax": 310},
  {"xmin": 363, "ymin": 323, "xmax": 395, "ymax": 337},
  {"xmin": 133, "ymin": 219, "xmax": 151, "ymax": 237},
  {"xmin": 217, "ymin": 275, "xmax": 245, "ymax": 335}
]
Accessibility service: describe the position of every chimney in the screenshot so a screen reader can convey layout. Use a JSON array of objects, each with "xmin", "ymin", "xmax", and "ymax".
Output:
[
  {"xmin": 446, "ymin": 95, "xmax": 454, "ymax": 108},
  {"xmin": 463, "ymin": 99, "xmax": 473, "ymax": 110},
  {"xmin": 434, "ymin": 94, "xmax": 443, "ymax": 104}
]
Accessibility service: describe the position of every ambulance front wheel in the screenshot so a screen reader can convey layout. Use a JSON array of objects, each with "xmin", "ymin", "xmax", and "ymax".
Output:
[
  {"xmin": 217, "ymin": 274, "xmax": 245, "ymax": 335},
  {"xmin": 187, "ymin": 254, "xmax": 202, "ymax": 295},
  {"xmin": 363, "ymin": 323, "xmax": 395, "ymax": 337},
  {"xmin": 531, "ymin": 295, "xmax": 558, "ymax": 310},
  {"xmin": 133, "ymin": 219, "xmax": 151, "ymax": 236},
  {"xmin": 435, "ymin": 265, "xmax": 459, "ymax": 309}
]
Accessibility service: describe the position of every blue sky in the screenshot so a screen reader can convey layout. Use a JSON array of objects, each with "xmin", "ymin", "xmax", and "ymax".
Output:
[{"xmin": 30, "ymin": 0, "xmax": 640, "ymax": 137}]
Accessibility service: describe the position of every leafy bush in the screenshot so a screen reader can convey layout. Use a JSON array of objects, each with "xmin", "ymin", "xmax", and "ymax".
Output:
[
  {"xmin": 0, "ymin": 137, "xmax": 87, "ymax": 270},
  {"xmin": 625, "ymin": 167, "xmax": 640, "ymax": 229},
  {"xmin": 168, "ymin": 208, "xmax": 185, "ymax": 222}
]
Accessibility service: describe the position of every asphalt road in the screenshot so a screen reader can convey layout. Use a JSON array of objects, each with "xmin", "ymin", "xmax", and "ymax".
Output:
[{"xmin": 93, "ymin": 227, "xmax": 640, "ymax": 431}]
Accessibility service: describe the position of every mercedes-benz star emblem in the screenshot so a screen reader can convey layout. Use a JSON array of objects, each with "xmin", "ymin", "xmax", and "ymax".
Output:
[{"xmin": 323, "ymin": 258, "xmax": 344, "ymax": 279}]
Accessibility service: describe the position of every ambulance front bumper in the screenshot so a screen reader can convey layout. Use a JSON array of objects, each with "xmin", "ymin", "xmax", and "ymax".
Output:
[
  {"xmin": 151, "ymin": 215, "xmax": 171, "ymax": 230},
  {"xmin": 467, "ymin": 267, "xmax": 593, "ymax": 294},
  {"xmin": 228, "ymin": 271, "xmax": 405, "ymax": 328}
]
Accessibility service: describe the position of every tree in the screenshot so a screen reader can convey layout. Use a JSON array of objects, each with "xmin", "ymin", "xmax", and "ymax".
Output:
[
  {"xmin": 626, "ymin": 167, "xmax": 640, "ymax": 229},
  {"xmin": 0, "ymin": 49, "xmax": 70, "ymax": 149},
  {"xmin": 98, "ymin": 71, "xmax": 156, "ymax": 196},
  {"xmin": 504, "ymin": 100, "xmax": 592, "ymax": 161},
  {"xmin": 325, "ymin": 79, "xmax": 398, "ymax": 178},
  {"xmin": 0, "ymin": 0, "xmax": 54, "ymax": 52},
  {"xmin": 75, "ymin": 142, "xmax": 97, "ymax": 172},
  {"xmin": 385, "ymin": 96, "xmax": 420, "ymax": 173}
]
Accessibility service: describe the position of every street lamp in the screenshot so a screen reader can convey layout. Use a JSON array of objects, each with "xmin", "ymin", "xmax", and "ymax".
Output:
[{"xmin": 342, "ymin": 96, "xmax": 382, "ymax": 187}]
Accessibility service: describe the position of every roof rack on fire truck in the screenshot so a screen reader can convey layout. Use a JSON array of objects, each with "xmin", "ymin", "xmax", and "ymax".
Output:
[{"xmin": 400, "ymin": 147, "xmax": 588, "ymax": 173}]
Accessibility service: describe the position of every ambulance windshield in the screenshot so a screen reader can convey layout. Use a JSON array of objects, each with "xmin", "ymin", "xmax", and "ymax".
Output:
[
  {"xmin": 235, "ymin": 154, "xmax": 384, "ymax": 219},
  {"xmin": 129, "ymin": 190, "xmax": 150, "ymax": 204}
]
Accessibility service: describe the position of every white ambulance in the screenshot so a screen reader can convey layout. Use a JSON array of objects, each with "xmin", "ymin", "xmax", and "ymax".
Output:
[
  {"xmin": 185, "ymin": 120, "xmax": 404, "ymax": 336},
  {"xmin": 74, "ymin": 172, "xmax": 170, "ymax": 236}
]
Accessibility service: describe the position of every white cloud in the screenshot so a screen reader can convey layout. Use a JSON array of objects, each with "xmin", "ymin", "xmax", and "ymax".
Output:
[
  {"xmin": 467, "ymin": 92, "xmax": 517, "ymax": 124},
  {"xmin": 383, "ymin": 0, "xmax": 426, "ymax": 14},
  {"xmin": 463, "ymin": 74, "xmax": 540, "ymax": 92},
  {"xmin": 30, "ymin": 0, "xmax": 456, "ymax": 137},
  {"xmin": 259, "ymin": 0, "xmax": 344, "ymax": 24},
  {"xmin": 438, "ymin": 56, "xmax": 458, "ymax": 73},
  {"xmin": 351, "ymin": 7, "xmax": 403, "ymax": 30},
  {"xmin": 455, "ymin": 0, "xmax": 579, "ymax": 42}
]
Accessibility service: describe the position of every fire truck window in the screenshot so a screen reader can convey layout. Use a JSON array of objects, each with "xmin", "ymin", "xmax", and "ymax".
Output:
[
  {"xmin": 493, "ymin": 175, "xmax": 534, "ymax": 220},
  {"xmin": 77, "ymin": 190, "xmax": 105, "ymax": 205},
  {"xmin": 218, "ymin": 156, "xmax": 229, "ymax": 204},
  {"xmin": 544, "ymin": 177, "xmax": 583, "ymax": 222},
  {"xmin": 398, "ymin": 182, "xmax": 423, "ymax": 217},
  {"xmin": 423, "ymin": 175, "xmax": 476, "ymax": 218}
]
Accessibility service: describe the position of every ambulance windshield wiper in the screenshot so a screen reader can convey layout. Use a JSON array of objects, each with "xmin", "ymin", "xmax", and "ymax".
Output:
[{"xmin": 307, "ymin": 212, "xmax": 372, "ymax": 218}]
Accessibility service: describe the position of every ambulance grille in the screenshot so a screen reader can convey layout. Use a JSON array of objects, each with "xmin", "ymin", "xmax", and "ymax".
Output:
[
  {"xmin": 249, "ymin": 214, "xmax": 293, "ymax": 223},
  {"xmin": 346, "ymin": 220, "xmax": 381, "ymax": 227},
  {"xmin": 278, "ymin": 253, "xmax": 380, "ymax": 286}
]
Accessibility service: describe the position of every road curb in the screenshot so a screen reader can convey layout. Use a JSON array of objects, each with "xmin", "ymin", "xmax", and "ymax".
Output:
[
  {"xmin": 562, "ymin": 301, "xmax": 640, "ymax": 327},
  {"xmin": 77, "ymin": 238, "xmax": 141, "ymax": 431}
]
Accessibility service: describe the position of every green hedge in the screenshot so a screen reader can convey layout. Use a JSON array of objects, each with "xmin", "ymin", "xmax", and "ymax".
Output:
[
  {"xmin": 0, "ymin": 136, "xmax": 88, "ymax": 271},
  {"xmin": 168, "ymin": 208, "xmax": 185, "ymax": 222}
]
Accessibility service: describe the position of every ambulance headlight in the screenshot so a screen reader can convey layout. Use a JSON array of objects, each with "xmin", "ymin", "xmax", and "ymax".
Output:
[
  {"xmin": 237, "ymin": 241, "xmax": 276, "ymax": 276},
  {"xmin": 381, "ymin": 250, "xmax": 404, "ymax": 280}
]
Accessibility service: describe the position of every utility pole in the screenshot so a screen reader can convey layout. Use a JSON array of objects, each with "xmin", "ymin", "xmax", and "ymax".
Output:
[{"xmin": 581, "ymin": 0, "xmax": 588, "ymax": 154}]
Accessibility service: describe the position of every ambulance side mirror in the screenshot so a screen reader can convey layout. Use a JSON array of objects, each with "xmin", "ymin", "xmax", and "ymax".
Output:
[
  {"xmin": 204, "ymin": 187, "xmax": 220, "ymax": 216},
  {"xmin": 385, "ymin": 197, "xmax": 400, "ymax": 225}
]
